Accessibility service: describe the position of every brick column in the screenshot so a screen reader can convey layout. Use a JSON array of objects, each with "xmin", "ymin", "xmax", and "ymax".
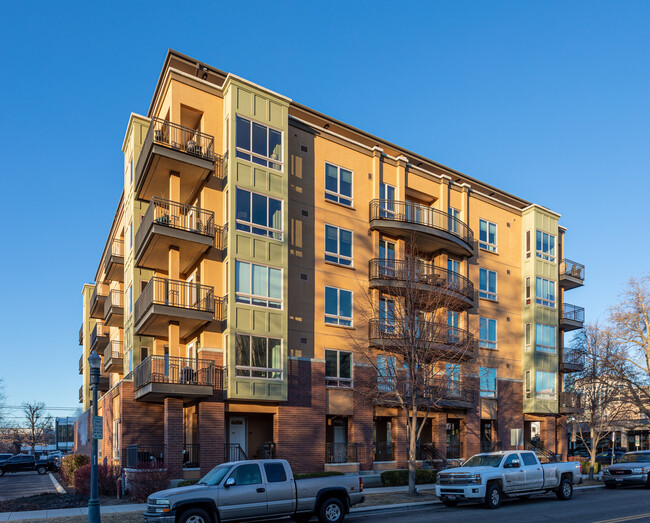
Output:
[
  {"xmin": 497, "ymin": 380, "xmax": 523, "ymax": 451},
  {"xmin": 393, "ymin": 411, "xmax": 408, "ymax": 468},
  {"xmin": 464, "ymin": 408, "xmax": 481, "ymax": 458},
  {"xmin": 352, "ymin": 367, "xmax": 374, "ymax": 471},
  {"xmin": 557, "ymin": 418, "xmax": 568, "ymax": 461},
  {"xmin": 198, "ymin": 399, "xmax": 225, "ymax": 475},
  {"xmin": 164, "ymin": 397, "xmax": 184, "ymax": 478},
  {"xmin": 433, "ymin": 412, "xmax": 447, "ymax": 454}
]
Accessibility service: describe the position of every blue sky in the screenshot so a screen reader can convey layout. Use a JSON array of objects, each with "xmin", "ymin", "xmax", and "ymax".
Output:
[{"xmin": 0, "ymin": 1, "xmax": 648, "ymax": 420}]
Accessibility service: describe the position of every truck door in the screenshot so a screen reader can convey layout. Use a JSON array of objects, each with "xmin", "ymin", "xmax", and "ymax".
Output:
[
  {"xmin": 263, "ymin": 462, "xmax": 296, "ymax": 515},
  {"xmin": 521, "ymin": 452, "xmax": 543, "ymax": 489},
  {"xmin": 219, "ymin": 463, "xmax": 267, "ymax": 520},
  {"xmin": 502, "ymin": 453, "xmax": 525, "ymax": 491}
]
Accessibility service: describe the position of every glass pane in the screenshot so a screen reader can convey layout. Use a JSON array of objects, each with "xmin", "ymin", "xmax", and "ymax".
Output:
[
  {"xmin": 340, "ymin": 168, "xmax": 352, "ymax": 198},
  {"xmin": 252, "ymin": 336, "xmax": 266, "ymax": 368},
  {"xmin": 489, "ymin": 223, "xmax": 496, "ymax": 243},
  {"xmin": 340, "ymin": 229, "xmax": 352, "ymax": 258},
  {"xmin": 268, "ymin": 198, "xmax": 282, "ymax": 231},
  {"xmin": 252, "ymin": 264, "xmax": 267, "ymax": 297},
  {"xmin": 536, "ymin": 230, "xmax": 542, "ymax": 251},
  {"xmin": 269, "ymin": 338, "xmax": 281, "ymax": 369},
  {"xmin": 236, "ymin": 188, "xmax": 250, "ymax": 222},
  {"xmin": 480, "ymin": 220, "xmax": 487, "ymax": 241},
  {"xmin": 488, "ymin": 320, "xmax": 496, "ymax": 340},
  {"xmin": 479, "ymin": 269, "xmax": 487, "ymax": 290},
  {"xmin": 479, "ymin": 318, "xmax": 487, "ymax": 340},
  {"xmin": 236, "ymin": 335, "xmax": 250, "ymax": 366},
  {"xmin": 269, "ymin": 268, "xmax": 282, "ymax": 300},
  {"xmin": 252, "ymin": 123, "xmax": 267, "ymax": 157},
  {"xmin": 325, "ymin": 350, "xmax": 337, "ymax": 377},
  {"xmin": 339, "ymin": 290, "xmax": 352, "ymax": 318},
  {"xmin": 325, "ymin": 164, "xmax": 338, "ymax": 193},
  {"xmin": 325, "ymin": 225, "xmax": 338, "ymax": 254},
  {"xmin": 235, "ymin": 261, "xmax": 250, "ymax": 294},
  {"xmin": 252, "ymin": 193, "xmax": 267, "ymax": 227},
  {"xmin": 340, "ymin": 352, "xmax": 351, "ymax": 379},
  {"xmin": 236, "ymin": 116, "xmax": 250, "ymax": 151},
  {"xmin": 325, "ymin": 287, "xmax": 338, "ymax": 315},
  {"xmin": 269, "ymin": 129, "xmax": 282, "ymax": 162}
]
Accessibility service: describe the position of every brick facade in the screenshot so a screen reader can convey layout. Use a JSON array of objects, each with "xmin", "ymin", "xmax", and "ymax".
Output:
[{"xmin": 164, "ymin": 398, "xmax": 184, "ymax": 478}]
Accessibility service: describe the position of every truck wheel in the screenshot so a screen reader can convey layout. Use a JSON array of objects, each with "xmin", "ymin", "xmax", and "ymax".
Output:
[
  {"xmin": 556, "ymin": 478, "xmax": 573, "ymax": 500},
  {"xmin": 178, "ymin": 508, "xmax": 211, "ymax": 523},
  {"xmin": 37, "ymin": 466, "xmax": 47, "ymax": 475},
  {"xmin": 318, "ymin": 497, "xmax": 345, "ymax": 523},
  {"xmin": 604, "ymin": 482, "xmax": 616, "ymax": 489},
  {"xmin": 443, "ymin": 500, "xmax": 459, "ymax": 507},
  {"xmin": 485, "ymin": 483, "xmax": 502, "ymax": 509}
]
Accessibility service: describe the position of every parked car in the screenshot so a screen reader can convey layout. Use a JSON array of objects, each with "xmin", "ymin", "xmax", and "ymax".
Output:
[
  {"xmin": 603, "ymin": 451, "xmax": 650, "ymax": 489},
  {"xmin": 0, "ymin": 453, "xmax": 13, "ymax": 463},
  {"xmin": 435, "ymin": 450, "xmax": 582, "ymax": 509},
  {"xmin": 144, "ymin": 459, "xmax": 365, "ymax": 523},
  {"xmin": 0, "ymin": 454, "xmax": 57, "ymax": 476},
  {"xmin": 596, "ymin": 450, "xmax": 626, "ymax": 464}
]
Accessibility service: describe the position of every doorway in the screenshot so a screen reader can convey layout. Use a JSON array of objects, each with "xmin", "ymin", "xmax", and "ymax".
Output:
[
  {"xmin": 228, "ymin": 416, "xmax": 247, "ymax": 459},
  {"xmin": 446, "ymin": 419, "xmax": 461, "ymax": 458}
]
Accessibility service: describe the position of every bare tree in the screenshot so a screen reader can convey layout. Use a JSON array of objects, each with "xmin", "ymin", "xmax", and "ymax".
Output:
[
  {"xmin": 0, "ymin": 379, "xmax": 6, "ymax": 428},
  {"xmin": 569, "ymin": 324, "xmax": 634, "ymax": 479},
  {"xmin": 22, "ymin": 402, "xmax": 52, "ymax": 455},
  {"xmin": 348, "ymin": 245, "xmax": 477, "ymax": 495},
  {"xmin": 607, "ymin": 275, "xmax": 650, "ymax": 420}
]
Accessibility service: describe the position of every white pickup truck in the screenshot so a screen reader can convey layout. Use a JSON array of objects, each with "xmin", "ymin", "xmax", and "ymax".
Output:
[{"xmin": 435, "ymin": 450, "xmax": 582, "ymax": 509}]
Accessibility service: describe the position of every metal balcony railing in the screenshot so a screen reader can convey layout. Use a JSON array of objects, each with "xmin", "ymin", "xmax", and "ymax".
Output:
[
  {"xmin": 225, "ymin": 443, "xmax": 247, "ymax": 462},
  {"xmin": 106, "ymin": 289, "xmax": 123, "ymax": 309},
  {"xmin": 133, "ymin": 355, "xmax": 224, "ymax": 391},
  {"xmin": 325, "ymin": 443, "xmax": 368, "ymax": 464},
  {"xmin": 149, "ymin": 117, "xmax": 215, "ymax": 160},
  {"xmin": 135, "ymin": 277, "xmax": 216, "ymax": 319},
  {"xmin": 78, "ymin": 324, "xmax": 83, "ymax": 346},
  {"xmin": 373, "ymin": 442, "xmax": 393, "ymax": 462},
  {"xmin": 369, "ymin": 200, "xmax": 474, "ymax": 247},
  {"xmin": 368, "ymin": 258, "xmax": 474, "ymax": 302},
  {"xmin": 140, "ymin": 197, "xmax": 216, "ymax": 238},
  {"xmin": 560, "ymin": 391, "xmax": 581, "ymax": 410},
  {"xmin": 104, "ymin": 341, "xmax": 123, "ymax": 372},
  {"xmin": 562, "ymin": 303, "xmax": 585, "ymax": 323},
  {"xmin": 125, "ymin": 444, "xmax": 165, "ymax": 468},
  {"xmin": 91, "ymin": 282, "xmax": 109, "ymax": 303},
  {"xmin": 560, "ymin": 259, "xmax": 585, "ymax": 281},
  {"xmin": 369, "ymin": 319, "xmax": 474, "ymax": 349},
  {"xmin": 78, "ymin": 386, "xmax": 83, "ymax": 403},
  {"xmin": 183, "ymin": 443, "xmax": 200, "ymax": 468},
  {"xmin": 78, "ymin": 355, "xmax": 83, "ymax": 374},
  {"xmin": 91, "ymin": 320, "xmax": 109, "ymax": 344},
  {"xmin": 562, "ymin": 349, "xmax": 585, "ymax": 367}
]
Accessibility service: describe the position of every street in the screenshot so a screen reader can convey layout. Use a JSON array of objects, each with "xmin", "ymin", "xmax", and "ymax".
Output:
[{"xmin": 0, "ymin": 471, "xmax": 57, "ymax": 501}]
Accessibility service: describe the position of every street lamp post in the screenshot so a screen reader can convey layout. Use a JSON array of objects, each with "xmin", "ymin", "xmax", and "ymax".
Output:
[{"xmin": 88, "ymin": 350, "xmax": 102, "ymax": 523}]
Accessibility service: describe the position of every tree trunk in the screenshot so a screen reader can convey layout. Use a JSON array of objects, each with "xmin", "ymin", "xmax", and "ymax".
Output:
[
  {"xmin": 589, "ymin": 453, "xmax": 596, "ymax": 481},
  {"xmin": 408, "ymin": 404, "xmax": 418, "ymax": 496}
]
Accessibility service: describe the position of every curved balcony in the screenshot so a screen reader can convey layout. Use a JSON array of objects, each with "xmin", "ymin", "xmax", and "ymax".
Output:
[
  {"xmin": 369, "ymin": 200, "xmax": 474, "ymax": 256},
  {"xmin": 368, "ymin": 258, "xmax": 475, "ymax": 310},
  {"xmin": 368, "ymin": 319, "xmax": 476, "ymax": 362}
]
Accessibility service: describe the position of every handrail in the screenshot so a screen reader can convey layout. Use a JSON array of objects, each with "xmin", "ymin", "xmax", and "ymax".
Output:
[
  {"xmin": 368, "ymin": 318, "xmax": 474, "ymax": 348},
  {"xmin": 560, "ymin": 259, "xmax": 585, "ymax": 281},
  {"xmin": 325, "ymin": 443, "xmax": 368, "ymax": 464},
  {"xmin": 134, "ymin": 277, "xmax": 216, "ymax": 320},
  {"xmin": 106, "ymin": 340, "xmax": 123, "ymax": 360},
  {"xmin": 368, "ymin": 258, "xmax": 474, "ymax": 301},
  {"xmin": 224, "ymin": 443, "xmax": 247, "ymax": 462},
  {"xmin": 142, "ymin": 197, "xmax": 216, "ymax": 237},
  {"xmin": 369, "ymin": 199, "xmax": 474, "ymax": 247},
  {"xmin": 562, "ymin": 303, "xmax": 585, "ymax": 322},
  {"xmin": 133, "ymin": 355, "xmax": 223, "ymax": 390},
  {"xmin": 149, "ymin": 117, "xmax": 215, "ymax": 160}
]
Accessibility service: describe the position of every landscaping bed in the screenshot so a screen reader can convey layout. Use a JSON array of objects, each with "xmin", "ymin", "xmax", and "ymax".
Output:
[{"xmin": 0, "ymin": 492, "xmax": 134, "ymax": 513}]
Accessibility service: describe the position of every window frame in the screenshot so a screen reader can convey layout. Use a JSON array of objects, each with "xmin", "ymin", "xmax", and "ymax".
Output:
[
  {"xmin": 235, "ymin": 187, "xmax": 284, "ymax": 241},
  {"xmin": 478, "ymin": 219, "xmax": 497, "ymax": 253},
  {"xmin": 535, "ymin": 323, "xmax": 557, "ymax": 354},
  {"xmin": 324, "ymin": 162, "xmax": 353, "ymax": 207},
  {"xmin": 234, "ymin": 259, "xmax": 283, "ymax": 309},
  {"xmin": 235, "ymin": 333, "xmax": 283, "ymax": 380},
  {"xmin": 535, "ymin": 277, "xmax": 556, "ymax": 308},
  {"xmin": 525, "ymin": 323, "xmax": 531, "ymax": 352},
  {"xmin": 525, "ymin": 370, "xmax": 531, "ymax": 398},
  {"xmin": 479, "ymin": 268, "xmax": 498, "ymax": 301},
  {"xmin": 479, "ymin": 317, "xmax": 497, "ymax": 349},
  {"xmin": 325, "ymin": 349, "xmax": 353, "ymax": 388},
  {"xmin": 324, "ymin": 286, "xmax": 353, "ymax": 327},
  {"xmin": 235, "ymin": 115, "xmax": 283, "ymax": 171},
  {"xmin": 324, "ymin": 224, "xmax": 353, "ymax": 267},
  {"xmin": 535, "ymin": 370, "xmax": 557, "ymax": 399},
  {"xmin": 479, "ymin": 367, "xmax": 497, "ymax": 398},
  {"xmin": 535, "ymin": 230, "xmax": 557, "ymax": 263},
  {"xmin": 377, "ymin": 354, "xmax": 396, "ymax": 392}
]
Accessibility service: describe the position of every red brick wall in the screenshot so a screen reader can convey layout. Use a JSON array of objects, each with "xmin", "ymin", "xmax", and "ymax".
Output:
[
  {"xmin": 164, "ymin": 398, "xmax": 184, "ymax": 478},
  {"xmin": 497, "ymin": 379, "xmax": 524, "ymax": 450},
  {"xmin": 198, "ymin": 398, "xmax": 225, "ymax": 475},
  {"xmin": 119, "ymin": 381, "xmax": 165, "ymax": 465},
  {"xmin": 351, "ymin": 366, "xmax": 374, "ymax": 470}
]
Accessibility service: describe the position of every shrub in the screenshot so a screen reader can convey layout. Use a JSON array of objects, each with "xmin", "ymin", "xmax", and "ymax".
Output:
[
  {"xmin": 580, "ymin": 461, "xmax": 600, "ymax": 474},
  {"xmin": 128, "ymin": 468, "xmax": 171, "ymax": 502},
  {"xmin": 60, "ymin": 454, "xmax": 90, "ymax": 487},
  {"xmin": 177, "ymin": 479, "xmax": 199, "ymax": 487},
  {"xmin": 73, "ymin": 464, "xmax": 119, "ymax": 496},
  {"xmin": 381, "ymin": 469, "xmax": 437, "ymax": 486},
  {"xmin": 294, "ymin": 471, "xmax": 345, "ymax": 480}
]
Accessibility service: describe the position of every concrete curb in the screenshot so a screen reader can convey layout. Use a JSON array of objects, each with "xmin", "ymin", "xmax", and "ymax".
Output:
[
  {"xmin": 47, "ymin": 473, "xmax": 66, "ymax": 495},
  {"xmin": 351, "ymin": 500, "xmax": 441, "ymax": 514}
]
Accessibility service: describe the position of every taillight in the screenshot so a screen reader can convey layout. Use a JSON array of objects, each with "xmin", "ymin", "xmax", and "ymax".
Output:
[{"xmin": 359, "ymin": 477, "xmax": 363, "ymax": 492}]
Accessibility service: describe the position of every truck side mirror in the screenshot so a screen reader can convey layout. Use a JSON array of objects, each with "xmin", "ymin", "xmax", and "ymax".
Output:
[
  {"xmin": 225, "ymin": 477, "xmax": 236, "ymax": 488},
  {"xmin": 511, "ymin": 459, "xmax": 520, "ymax": 468}
]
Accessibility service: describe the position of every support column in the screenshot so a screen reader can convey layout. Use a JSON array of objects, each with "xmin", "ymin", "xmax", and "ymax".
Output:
[
  {"xmin": 169, "ymin": 171, "xmax": 180, "ymax": 202},
  {"xmin": 168, "ymin": 321, "xmax": 180, "ymax": 359},
  {"xmin": 393, "ymin": 411, "xmax": 408, "ymax": 469},
  {"xmin": 198, "ymin": 400, "xmax": 225, "ymax": 475},
  {"xmin": 352, "ymin": 366, "xmax": 374, "ymax": 471},
  {"xmin": 164, "ymin": 397, "xmax": 183, "ymax": 479},
  {"xmin": 433, "ymin": 412, "xmax": 446, "ymax": 456}
]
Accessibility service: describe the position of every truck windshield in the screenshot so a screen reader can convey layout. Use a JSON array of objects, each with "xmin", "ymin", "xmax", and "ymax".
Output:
[
  {"xmin": 198, "ymin": 465, "xmax": 231, "ymax": 486},
  {"xmin": 463, "ymin": 454, "xmax": 504, "ymax": 468},
  {"xmin": 618, "ymin": 454, "xmax": 650, "ymax": 463}
]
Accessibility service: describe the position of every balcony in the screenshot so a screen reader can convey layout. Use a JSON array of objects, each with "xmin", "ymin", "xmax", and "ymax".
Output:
[
  {"xmin": 369, "ymin": 200, "xmax": 474, "ymax": 257},
  {"xmin": 103, "ymin": 239, "xmax": 124, "ymax": 282},
  {"xmin": 98, "ymin": 376, "xmax": 110, "ymax": 393},
  {"xmin": 430, "ymin": 379, "xmax": 476, "ymax": 409},
  {"xmin": 559, "ymin": 259, "xmax": 585, "ymax": 290},
  {"xmin": 133, "ymin": 355, "xmax": 224, "ymax": 403},
  {"xmin": 135, "ymin": 197, "xmax": 221, "ymax": 273},
  {"xmin": 325, "ymin": 443, "xmax": 369, "ymax": 464},
  {"xmin": 104, "ymin": 341, "xmax": 123, "ymax": 373},
  {"xmin": 560, "ymin": 349, "xmax": 584, "ymax": 373},
  {"xmin": 368, "ymin": 258, "xmax": 474, "ymax": 310},
  {"xmin": 90, "ymin": 282, "xmax": 109, "ymax": 319},
  {"xmin": 104, "ymin": 290, "xmax": 124, "ymax": 327},
  {"xmin": 134, "ymin": 117, "xmax": 221, "ymax": 203},
  {"xmin": 78, "ymin": 386, "xmax": 83, "ymax": 403},
  {"xmin": 368, "ymin": 319, "xmax": 476, "ymax": 362},
  {"xmin": 90, "ymin": 321, "xmax": 110, "ymax": 355},
  {"xmin": 560, "ymin": 391, "xmax": 583, "ymax": 414},
  {"xmin": 78, "ymin": 324, "xmax": 83, "ymax": 346},
  {"xmin": 78, "ymin": 355, "xmax": 83, "ymax": 375},
  {"xmin": 560, "ymin": 303, "xmax": 585, "ymax": 332},
  {"xmin": 134, "ymin": 278, "xmax": 223, "ymax": 339}
]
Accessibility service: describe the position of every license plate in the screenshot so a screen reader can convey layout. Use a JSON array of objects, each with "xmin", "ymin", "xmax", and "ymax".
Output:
[
  {"xmin": 447, "ymin": 495, "xmax": 456, "ymax": 500},
  {"xmin": 616, "ymin": 479, "xmax": 623, "ymax": 482}
]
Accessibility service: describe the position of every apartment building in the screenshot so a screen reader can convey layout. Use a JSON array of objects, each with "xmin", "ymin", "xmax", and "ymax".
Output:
[{"xmin": 76, "ymin": 50, "xmax": 585, "ymax": 477}]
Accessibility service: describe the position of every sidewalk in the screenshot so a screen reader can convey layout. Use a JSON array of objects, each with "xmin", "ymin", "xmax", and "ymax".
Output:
[{"xmin": 0, "ymin": 503, "xmax": 146, "ymax": 521}]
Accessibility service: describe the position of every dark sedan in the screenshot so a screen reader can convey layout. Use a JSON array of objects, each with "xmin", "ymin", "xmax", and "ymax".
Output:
[
  {"xmin": 603, "ymin": 451, "xmax": 650, "ymax": 489},
  {"xmin": 596, "ymin": 450, "xmax": 626, "ymax": 464}
]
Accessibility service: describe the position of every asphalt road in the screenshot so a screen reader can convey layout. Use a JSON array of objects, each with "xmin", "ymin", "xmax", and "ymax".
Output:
[
  {"xmin": 0, "ymin": 471, "xmax": 57, "ymax": 501},
  {"xmin": 342, "ymin": 487, "xmax": 650, "ymax": 523}
]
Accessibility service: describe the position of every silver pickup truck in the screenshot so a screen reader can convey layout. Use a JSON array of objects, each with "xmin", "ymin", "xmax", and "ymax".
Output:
[
  {"xmin": 436, "ymin": 450, "xmax": 582, "ymax": 509},
  {"xmin": 143, "ymin": 459, "xmax": 364, "ymax": 523}
]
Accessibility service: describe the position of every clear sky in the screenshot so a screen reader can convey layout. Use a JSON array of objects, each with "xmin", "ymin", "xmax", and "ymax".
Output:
[{"xmin": 0, "ymin": 1, "xmax": 648, "ymax": 420}]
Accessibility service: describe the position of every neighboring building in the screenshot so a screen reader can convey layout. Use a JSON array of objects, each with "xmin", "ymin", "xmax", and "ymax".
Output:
[
  {"xmin": 76, "ymin": 50, "xmax": 586, "ymax": 478},
  {"xmin": 55, "ymin": 417, "xmax": 75, "ymax": 452}
]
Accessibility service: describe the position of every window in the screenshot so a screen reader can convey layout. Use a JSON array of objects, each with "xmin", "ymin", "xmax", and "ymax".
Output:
[
  {"xmin": 536, "ymin": 277, "xmax": 556, "ymax": 308},
  {"xmin": 525, "ymin": 323, "xmax": 531, "ymax": 351},
  {"xmin": 377, "ymin": 355, "xmax": 396, "ymax": 392},
  {"xmin": 229, "ymin": 463, "xmax": 263, "ymax": 485},
  {"xmin": 127, "ymin": 350, "xmax": 133, "ymax": 373},
  {"xmin": 535, "ymin": 371, "xmax": 557, "ymax": 399},
  {"xmin": 535, "ymin": 324, "xmax": 557, "ymax": 353},
  {"xmin": 525, "ymin": 230, "xmax": 531, "ymax": 259},
  {"xmin": 521, "ymin": 453, "xmax": 537, "ymax": 466},
  {"xmin": 479, "ymin": 367, "xmax": 497, "ymax": 398},
  {"xmin": 264, "ymin": 462, "xmax": 287, "ymax": 483},
  {"xmin": 447, "ymin": 311, "xmax": 459, "ymax": 342},
  {"xmin": 235, "ymin": 260, "xmax": 282, "ymax": 309},
  {"xmin": 446, "ymin": 363, "xmax": 461, "ymax": 394},
  {"xmin": 479, "ymin": 268, "xmax": 497, "ymax": 301},
  {"xmin": 379, "ymin": 298, "xmax": 395, "ymax": 333},
  {"xmin": 479, "ymin": 219, "xmax": 497, "ymax": 252},
  {"xmin": 379, "ymin": 239, "xmax": 396, "ymax": 261},
  {"xmin": 235, "ymin": 116, "xmax": 282, "ymax": 170},
  {"xmin": 235, "ymin": 188, "xmax": 283, "ymax": 240},
  {"xmin": 525, "ymin": 371, "xmax": 531, "ymax": 398},
  {"xmin": 325, "ymin": 162, "xmax": 353, "ymax": 206},
  {"xmin": 379, "ymin": 183, "xmax": 395, "ymax": 217},
  {"xmin": 324, "ymin": 225, "xmax": 353, "ymax": 266},
  {"xmin": 525, "ymin": 277, "xmax": 531, "ymax": 305},
  {"xmin": 479, "ymin": 317, "xmax": 497, "ymax": 349},
  {"xmin": 536, "ymin": 230, "xmax": 556, "ymax": 262},
  {"xmin": 127, "ymin": 285, "xmax": 133, "ymax": 314},
  {"xmin": 324, "ymin": 286, "xmax": 352, "ymax": 326},
  {"xmin": 112, "ymin": 419, "xmax": 120, "ymax": 459},
  {"xmin": 235, "ymin": 334, "xmax": 282, "ymax": 379},
  {"xmin": 325, "ymin": 349, "xmax": 352, "ymax": 387},
  {"xmin": 448, "ymin": 207, "xmax": 461, "ymax": 234}
]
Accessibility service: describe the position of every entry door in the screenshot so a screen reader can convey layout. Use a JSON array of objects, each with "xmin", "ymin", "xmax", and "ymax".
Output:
[
  {"xmin": 230, "ymin": 417, "xmax": 247, "ymax": 459},
  {"xmin": 446, "ymin": 420, "xmax": 461, "ymax": 458},
  {"xmin": 333, "ymin": 419, "xmax": 347, "ymax": 463},
  {"xmin": 379, "ymin": 239, "xmax": 396, "ymax": 277}
]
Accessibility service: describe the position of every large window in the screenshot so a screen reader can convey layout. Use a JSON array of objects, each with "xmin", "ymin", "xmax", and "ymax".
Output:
[
  {"xmin": 479, "ymin": 268, "xmax": 497, "ymax": 301},
  {"xmin": 325, "ymin": 349, "xmax": 352, "ymax": 388},
  {"xmin": 377, "ymin": 355, "xmax": 396, "ymax": 392},
  {"xmin": 446, "ymin": 363, "xmax": 461, "ymax": 394},
  {"xmin": 324, "ymin": 286, "xmax": 352, "ymax": 326},
  {"xmin": 535, "ymin": 371, "xmax": 556, "ymax": 399},
  {"xmin": 535, "ymin": 324, "xmax": 556, "ymax": 353},
  {"xmin": 536, "ymin": 277, "xmax": 556, "ymax": 308},
  {"xmin": 235, "ymin": 188, "xmax": 283, "ymax": 240},
  {"xmin": 324, "ymin": 225, "xmax": 353, "ymax": 266},
  {"xmin": 479, "ymin": 317, "xmax": 497, "ymax": 349},
  {"xmin": 379, "ymin": 298, "xmax": 395, "ymax": 334},
  {"xmin": 448, "ymin": 207, "xmax": 461, "ymax": 234},
  {"xmin": 325, "ymin": 163, "xmax": 353, "ymax": 206},
  {"xmin": 235, "ymin": 334, "xmax": 282, "ymax": 379},
  {"xmin": 379, "ymin": 183, "xmax": 395, "ymax": 218},
  {"xmin": 536, "ymin": 230, "xmax": 556, "ymax": 262},
  {"xmin": 236, "ymin": 116, "xmax": 282, "ymax": 170},
  {"xmin": 479, "ymin": 219, "xmax": 497, "ymax": 252},
  {"xmin": 480, "ymin": 367, "xmax": 497, "ymax": 398},
  {"xmin": 235, "ymin": 261, "xmax": 282, "ymax": 309}
]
